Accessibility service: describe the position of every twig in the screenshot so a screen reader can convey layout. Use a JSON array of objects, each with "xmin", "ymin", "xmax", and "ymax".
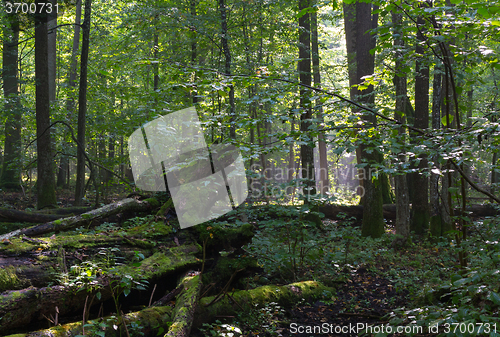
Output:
[{"xmin": 148, "ymin": 283, "xmax": 157, "ymax": 307}]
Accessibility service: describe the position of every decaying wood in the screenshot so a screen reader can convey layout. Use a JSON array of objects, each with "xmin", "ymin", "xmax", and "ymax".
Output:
[
  {"xmin": 3, "ymin": 306, "xmax": 173, "ymax": 337},
  {"xmin": 165, "ymin": 274, "xmax": 202, "ymax": 337},
  {"xmin": 0, "ymin": 198, "xmax": 158, "ymax": 240},
  {"xmin": 0, "ymin": 208, "xmax": 68, "ymax": 223},
  {"xmin": 194, "ymin": 280, "xmax": 334, "ymax": 328},
  {"xmin": 0, "ymin": 284, "xmax": 113, "ymax": 333},
  {"xmin": 0, "ymin": 244, "xmax": 200, "ymax": 332}
]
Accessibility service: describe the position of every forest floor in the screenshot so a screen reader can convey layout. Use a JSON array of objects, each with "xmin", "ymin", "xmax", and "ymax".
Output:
[{"xmin": 1, "ymin": 190, "xmax": 498, "ymax": 337}]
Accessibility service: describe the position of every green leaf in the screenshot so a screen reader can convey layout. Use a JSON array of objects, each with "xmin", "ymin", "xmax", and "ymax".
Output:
[
  {"xmin": 488, "ymin": 291, "xmax": 500, "ymax": 305},
  {"xmin": 441, "ymin": 114, "xmax": 454, "ymax": 126},
  {"xmin": 491, "ymin": 20, "xmax": 500, "ymax": 26},
  {"xmin": 477, "ymin": 7, "xmax": 491, "ymax": 19}
]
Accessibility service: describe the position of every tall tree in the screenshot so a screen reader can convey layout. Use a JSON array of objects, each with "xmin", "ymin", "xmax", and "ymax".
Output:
[
  {"xmin": 311, "ymin": 7, "xmax": 329, "ymax": 195},
  {"xmin": 1, "ymin": 11, "xmax": 22, "ymax": 189},
  {"xmin": 410, "ymin": 9, "xmax": 430, "ymax": 234},
  {"xmin": 58, "ymin": 0, "xmax": 82, "ymax": 189},
  {"xmin": 392, "ymin": 10, "xmax": 410, "ymax": 247},
  {"xmin": 219, "ymin": 0, "xmax": 236, "ymax": 140},
  {"xmin": 74, "ymin": 0, "xmax": 92, "ymax": 205},
  {"xmin": 48, "ymin": 0, "xmax": 57, "ymax": 102},
  {"xmin": 344, "ymin": 1, "xmax": 384, "ymax": 237},
  {"xmin": 35, "ymin": 9, "xmax": 57, "ymax": 209},
  {"xmin": 298, "ymin": 0, "xmax": 316, "ymax": 202}
]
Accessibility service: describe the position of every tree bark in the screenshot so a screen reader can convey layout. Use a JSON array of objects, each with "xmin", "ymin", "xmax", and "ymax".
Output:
[
  {"xmin": 352, "ymin": 1, "xmax": 384, "ymax": 238},
  {"xmin": 392, "ymin": 10, "xmax": 410, "ymax": 247},
  {"xmin": 1, "ymin": 12, "xmax": 22, "ymax": 190},
  {"xmin": 311, "ymin": 8, "xmax": 329, "ymax": 195},
  {"xmin": 75, "ymin": 0, "xmax": 92, "ymax": 206},
  {"xmin": 298, "ymin": 0, "xmax": 316, "ymax": 202},
  {"xmin": 58, "ymin": 0, "xmax": 82, "ymax": 189},
  {"xmin": 411, "ymin": 12, "xmax": 430, "ymax": 234},
  {"xmin": 35, "ymin": 10, "xmax": 57, "ymax": 209},
  {"xmin": 219, "ymin": 0, "xmax": 236, "ymax": 140}
]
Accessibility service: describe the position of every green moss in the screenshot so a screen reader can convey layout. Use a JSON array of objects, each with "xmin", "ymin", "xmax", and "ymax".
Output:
[
  {"xmin": 167, "ymin": 275, "xmax": 202, "ymax": 336},
  {"xmin": 0, "ymin": 237, "xmax": 34, "ymax": 255},
  {"xmin": 125, "ymin": 221, "xmax": 172, "ymax": 238},
  {"xmin": 144, "ymin": 197, "xmax": 160, "ymax": 208},
  {"xmin": 116, "ymin": 244, "xmax": 200, "ymax": 279},
  {"xmin": 0, "ymin": 266, "xmax": 21, "ymax": 292},
  {"xmin": 197, "ymin": 281, "xmax": 334, "ymax": 324}
]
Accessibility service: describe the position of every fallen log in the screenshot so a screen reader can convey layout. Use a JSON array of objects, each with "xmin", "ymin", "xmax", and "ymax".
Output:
[
  {"xmin": 194, "ymin": 280, "xmax": 334, "ymax": 328},
  {"xmin": 0, "ymin": 244, "xmax": 200, "ymax": 332},
  {"xmin": 3, "ymin": 305, "xmax": 173, "ymax": 337},
  {"xmin": 318, "ymin": 204, "xmax": 500, "ymax": 221},
  {"xmin": 0, "ymin": 208, "xmax": 68, "ymax": 223},
  {"xmin": 319, "ymin": 204, "xmax": 396, "ymax": 221},
  {"xmin": 0, "ymin": 198, "xmax": 159, "ymax": 240},
  {"xmin": 165, "ymin": 273, "xmax": 202, "ymax": 337}
]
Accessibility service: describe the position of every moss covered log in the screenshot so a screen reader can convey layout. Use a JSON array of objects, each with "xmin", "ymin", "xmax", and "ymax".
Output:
[
  {"xmin": 194, "ymin": 281, "xmax": 334, "ymax": 328},
  {"xmin": 165, "ymin": 274, "xmax": 202, "ymax": 337},
  {"xmin": 3, "ymin": 306, "xmax": 173, "ymax": 337},
  {"xmin": 0, "ymin": 198, "xmax": 159, "ymax": 240}
]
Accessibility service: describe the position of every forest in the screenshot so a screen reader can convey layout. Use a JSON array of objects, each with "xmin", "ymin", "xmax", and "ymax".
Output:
[{"xmin": 0, "ymin": 0, "xmax": 499, "ymax": 336}]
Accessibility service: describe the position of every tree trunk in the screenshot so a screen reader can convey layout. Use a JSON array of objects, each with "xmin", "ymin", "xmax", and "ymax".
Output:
[
  {"xmin": 411, "ymin": 12, "xmax": 430, "ymax": 234},
  {"xmin": 429, "ymin": 62, "xmax": 443, "ymax": 236},
  {"xmin": 58, "ymin": 0, "xmax": 82, "ymax": 189},
  {"xmin": 352, "ymin": 1, "xmax": 384, "ymax": 238},
  {"xmin": 219, "ymin": 0, "xmax": 236, "ymax": 140},
  {"xmin": 1, "ymin": 13, "xmax": 22, "ymax": 190},
  {"xmin": 75, "ymin": 0, "xmax": 92, "ymax": 206},
  {"xmin": 298, "ymin": 0, "xmax": 316, "ymax": 203},
  {"xmin": 35, "ymin": 11, "xmax": 57, "ymax": 209},
  {"xmin": 47, "ymin": 0, "xmax": 57, "ymax": 103},
  {"xmin": 311, "ymin": 8, "xmax": 329, "ymax": 195},
  {"xmin": 392, "ymin": 10, "xmax": 410, "ymax": 247}
]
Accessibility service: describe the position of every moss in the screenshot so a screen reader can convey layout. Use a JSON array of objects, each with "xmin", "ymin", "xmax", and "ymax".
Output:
[
  {"xmin": 144, "ymin": 197, "xmax": 160, "ymax": 208},
  {"xmin": 0, "ymin": 237, "xmax": 34, "ymax": 255},
  {"xmin": 167, "ymin": 275, "xmax": 202, "ymax": 336},
  {"xmin": 196, "ymin": 281, "xmax": 334, "ymax": 326},
  {"xmin": 116, "ymin": 244, "xmax": 200, "ymax": 279},
  {"xmin": 0, "ymin": 266, "xmax": 22, "ymax": 292},
  {"xmin": 125, "ymin": 221, "xmax": 172, "ymax": 238},
  {"xmin": 4, "ymin": 306, "xmax": 173, "ymax": 337}
]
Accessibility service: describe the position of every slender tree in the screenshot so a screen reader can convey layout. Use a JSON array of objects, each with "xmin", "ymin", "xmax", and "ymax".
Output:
[
  {"xmin": 1, "ymin": 11, "xmax": 22, "ymax": 189},
  {"xmin": 298, "ymin": 0, "xmax": 316, "ymax": 202},
  {"xmin": 74, "ymin": 0, "xmax": 92, "ymax": 205},
  {"xmin": 58, "ymin": 0, "xmax": 82, "ymax": 189},
  {"xmin": 392, "ymin": 10, "xmax": 410, "ymax": 247},
  {"xmin": 311, "ymin": 7, "xmax": 329, "ymax": 195},
  {"xmin": 219, "ymin": 0, "xmax": 236, "ymax": 140},
  {"xmin": 411, "ymin": 9, "xmax": 430, "ymax": 234},
  {"xmin": 35, "ymin": 9, "xmax": 57, "ymax": 209}
]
